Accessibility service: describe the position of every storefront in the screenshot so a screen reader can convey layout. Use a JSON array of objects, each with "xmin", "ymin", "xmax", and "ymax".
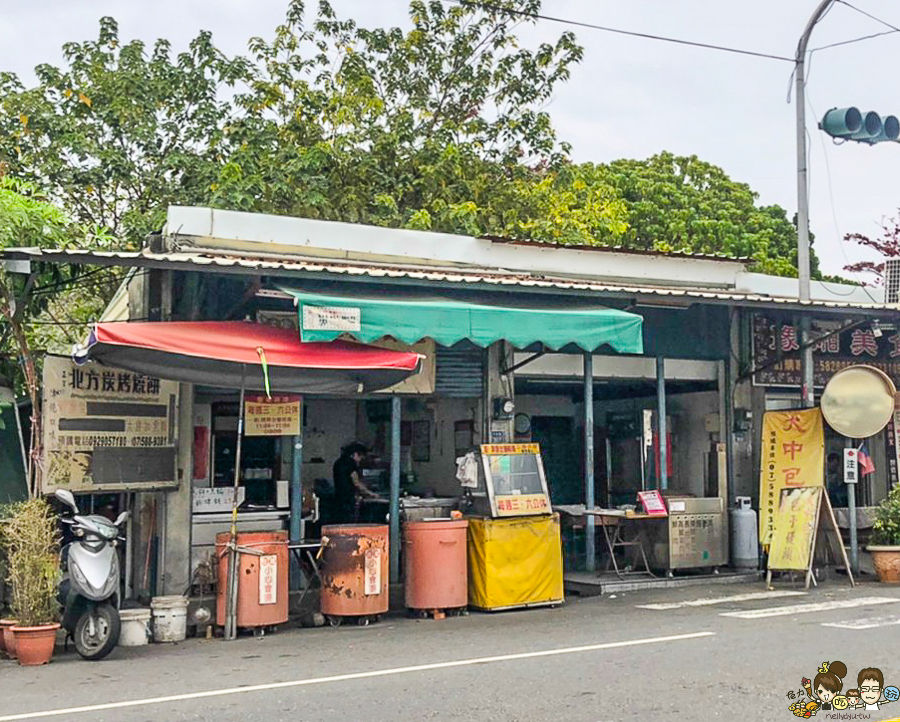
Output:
[
  {"xmin": 745, "ymin": 311, "xmax": 900, "ymax": 548},
  {"xmin": 5, "ymin": 203, "xmax": 894, "ymax": 606}
]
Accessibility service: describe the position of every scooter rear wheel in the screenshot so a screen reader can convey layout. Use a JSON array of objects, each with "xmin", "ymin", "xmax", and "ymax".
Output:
[{"xmin": 74, "ymin": 603, "xmax": 120, "ymax": 661}]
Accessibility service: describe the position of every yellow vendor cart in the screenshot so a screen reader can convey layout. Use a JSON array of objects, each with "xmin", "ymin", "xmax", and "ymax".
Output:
[{"xmin": 464, "ymin": 443, "xmax": 564, "ymax": 610}]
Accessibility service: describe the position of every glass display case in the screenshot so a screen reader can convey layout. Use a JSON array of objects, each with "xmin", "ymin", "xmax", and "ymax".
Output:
[{"xmin": 467, "ymin": 443, "xmax": 552, "ymax": 518}]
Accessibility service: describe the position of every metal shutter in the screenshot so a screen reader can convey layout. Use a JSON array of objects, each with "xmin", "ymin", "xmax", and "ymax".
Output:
[{"xmin": 435, "ymin": 347, "xmax": 483, "ymax": 398}]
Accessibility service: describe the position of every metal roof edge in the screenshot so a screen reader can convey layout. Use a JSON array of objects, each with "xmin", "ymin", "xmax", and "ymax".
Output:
[{"xmin": 2, "ymin": 247, "xmax": 896, "ymax": 314}]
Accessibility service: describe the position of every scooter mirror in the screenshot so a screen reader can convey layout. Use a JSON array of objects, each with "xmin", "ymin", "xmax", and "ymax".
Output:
[
  {"xmin": 114, "ymin": 510, "xmax": 130, "ymax": 526},
  {"xmin": 54, "ymin": 489, "xmax": 78, "ymax": 513}
]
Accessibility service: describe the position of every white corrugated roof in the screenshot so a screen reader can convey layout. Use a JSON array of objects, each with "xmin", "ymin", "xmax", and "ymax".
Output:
[{"xmin": 1, "ymin": 246, "xmax": 893, "ymax": 313}]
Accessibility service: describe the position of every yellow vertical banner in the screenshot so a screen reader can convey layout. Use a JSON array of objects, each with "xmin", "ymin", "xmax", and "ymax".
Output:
[
  {"xmin": 758, "ymin": 408, "xmax": 824, "ymax": 546},
  {"xmin": 767, "ymin": 486, "xmax": 822, "ymax": 571}
]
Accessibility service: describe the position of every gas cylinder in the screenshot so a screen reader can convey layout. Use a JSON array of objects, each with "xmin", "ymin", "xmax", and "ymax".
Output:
[{"xmin": 730, "ymin": 496, "xmax": 759, "ymax": 570}]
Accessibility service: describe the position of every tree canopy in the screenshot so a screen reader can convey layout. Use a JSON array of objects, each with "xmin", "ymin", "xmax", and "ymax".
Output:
[
  {"xmin": 0, "ymin": 178, "xmax": 119, "ymax": 374},
  {"xmin": 0, "ymin": 0, "xmax": 812, "ymax": 274}
]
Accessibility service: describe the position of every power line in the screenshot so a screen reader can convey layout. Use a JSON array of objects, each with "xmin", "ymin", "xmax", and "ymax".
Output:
[
  {"xmin": 445, "ymin": 0, "xmax": 794, "ymax": 63},
  {"xmin": 837, "ymin": 0, "xmax": 900, "ymax": 33},
  {"xmin": 812, "ymin": 28, "xmax": 899, "ymax": 52}
]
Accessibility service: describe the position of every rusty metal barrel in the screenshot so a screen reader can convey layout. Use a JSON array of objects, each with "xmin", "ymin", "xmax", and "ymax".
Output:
[
  {"xmin": 403, "ymin": 519, "xmax": 468, "ymax": 611},
  {"xmin": 320, "ymin": 524, "xmax": 389, "ymax": 623},
  {"xmin": 215, "ymin": 531, "xmax": 289, "ymax": 629}
]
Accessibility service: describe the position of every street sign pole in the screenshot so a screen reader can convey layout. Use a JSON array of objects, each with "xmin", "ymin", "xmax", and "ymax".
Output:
[{"xmin": 844, "ymin": 444, "xmax": 859, "ymax": 576}]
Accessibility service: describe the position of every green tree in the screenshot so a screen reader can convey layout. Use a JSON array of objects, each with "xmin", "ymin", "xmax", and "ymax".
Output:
[
  {"xmin": 1, "ymin": 3, "xmax": 810, "ymax": 272},
  {"xmin": 598, "ymin": 152, "xmax": 816, "ymax": 276},
  {"xmin": 0, "ymin": 18, "xmax": 252, "ymax": 247},
  {"xmin": 211, "ymin": 0, "xmax": 588, "ymax": 235},
  {"xmin": 0, "ymin": 177, "xmax": 116, "ymax": 493}
]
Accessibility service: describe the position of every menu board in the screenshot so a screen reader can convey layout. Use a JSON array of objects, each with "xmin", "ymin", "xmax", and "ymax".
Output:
[
  {"xmin": 480, "ymin": 443, "xmax": 551, "ymax": 517},
  {"xmin": 638, "ymin": 490, "xmax": 668, "ymax": 516},
  {"xmin": 42, "ymin": 356, "xmax": 179, "ymax": 493}
]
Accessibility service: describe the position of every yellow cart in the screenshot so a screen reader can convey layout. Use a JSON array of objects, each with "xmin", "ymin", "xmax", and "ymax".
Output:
[{"xmin": 467, "ymin": 513, "xmax": 564, "ymax": 611}]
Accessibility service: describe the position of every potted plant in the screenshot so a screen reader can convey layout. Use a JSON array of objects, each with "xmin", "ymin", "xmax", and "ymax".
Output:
[
  {"xmin": 5, "ymin": 499, "xmax": 60, "ymax": 665},
  {"xmin": 0, "ymin": 502, "xmax": 20, "ymax": 659},
  {"xmin": 868, "ymin": 485, "xmax": 900, "ymax": 583}
]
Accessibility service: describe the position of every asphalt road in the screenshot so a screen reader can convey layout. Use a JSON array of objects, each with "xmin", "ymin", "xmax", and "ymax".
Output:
[{"xmin": 3, "ymin": 580, "xmax": 900, "ymax": 722}]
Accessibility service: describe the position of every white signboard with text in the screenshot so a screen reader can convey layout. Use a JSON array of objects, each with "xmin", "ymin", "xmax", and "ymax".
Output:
[{"xmin": 42, "ymin": 356, "xmax": 179, "ymax": 493}]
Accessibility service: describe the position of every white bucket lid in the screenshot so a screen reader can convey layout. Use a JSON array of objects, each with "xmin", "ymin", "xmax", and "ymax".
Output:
[
  {"xmin": 151, "ymin": 595, "xmax": 189, "ymax": 609},
  {"xmin": 119, "ymin": 608, "xmax": 152, "ymax": 621}
]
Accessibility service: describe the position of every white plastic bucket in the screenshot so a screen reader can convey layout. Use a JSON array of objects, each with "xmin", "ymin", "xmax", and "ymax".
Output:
[
  {"xmin": 150, "ymin": 596, "xmax": 188, "ymax": 643},
  {"xmin": 119, "ymin": 608, "xmax": 151, "ymax": 647}
]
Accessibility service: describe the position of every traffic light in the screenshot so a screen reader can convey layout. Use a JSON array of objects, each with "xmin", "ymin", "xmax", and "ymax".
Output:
[{"xmin": 820, "ymin": 107, "xmax": 900, "ymax": 144}]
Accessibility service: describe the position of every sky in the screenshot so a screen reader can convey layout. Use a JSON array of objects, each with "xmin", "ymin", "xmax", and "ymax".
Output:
[{"xmin": 2, "ymin": 0, "xmax": 900, "ymax": 280}]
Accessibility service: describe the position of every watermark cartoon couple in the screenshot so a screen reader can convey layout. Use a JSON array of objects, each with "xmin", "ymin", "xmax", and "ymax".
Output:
[{"xmin": 788, "ymin": 661, "xmax": 899, "ymax": 717}]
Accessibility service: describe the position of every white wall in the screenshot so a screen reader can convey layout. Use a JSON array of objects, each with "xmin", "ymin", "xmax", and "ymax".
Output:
[
  {"xmin": 399, "ymin": 397, "xmax": 482, "ymax": 497},
  {"xmin": 302, "ymin": 398, "xmax": 357, "ymax": 484}
]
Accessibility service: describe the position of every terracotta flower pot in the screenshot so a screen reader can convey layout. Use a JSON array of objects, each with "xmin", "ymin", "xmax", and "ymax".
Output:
[
  {"xmin": 868, "ymin": 546, "xmax": 900, "ymax": 583},
  {"xmin": 12, "ymin": 624, "xmax": 59, "ymax": 666},
  {"xmin": 1, "ymin": 620, "xmax": 18, "ymax": 659}
]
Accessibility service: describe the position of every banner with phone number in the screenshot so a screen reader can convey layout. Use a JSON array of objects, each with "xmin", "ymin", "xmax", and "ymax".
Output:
[{"xmin": 759, "ymin": 408, "xmax": 824, "ymax": 546}]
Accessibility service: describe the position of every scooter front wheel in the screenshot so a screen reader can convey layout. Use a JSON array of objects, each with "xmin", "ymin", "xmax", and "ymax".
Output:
[{"xmin": 74, "ymin": 603, "xmax": 121, "ymax": 661}]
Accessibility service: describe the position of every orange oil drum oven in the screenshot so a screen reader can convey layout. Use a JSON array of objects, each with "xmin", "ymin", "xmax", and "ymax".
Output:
[
  {"xmin": 319, "ymin": 524, "xmax": 389, "ymax": 627},
  {"xmin": 216, "ymin": 531, "xmax": 289, "ymax": 630},
  {"xmin": 403, "ymin": 519, "xmax": 468, "ymax": 617}
]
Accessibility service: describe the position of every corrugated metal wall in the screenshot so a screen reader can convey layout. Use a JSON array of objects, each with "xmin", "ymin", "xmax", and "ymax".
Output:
[{"xmin": 435, "ymin": 347, "xmax": 484, "ymax": 398}]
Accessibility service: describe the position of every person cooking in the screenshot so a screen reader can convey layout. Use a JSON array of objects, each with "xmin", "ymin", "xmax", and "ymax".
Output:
[{"xmin": 333, "ymin": 442, "xmax": 381, "ymax": 523}]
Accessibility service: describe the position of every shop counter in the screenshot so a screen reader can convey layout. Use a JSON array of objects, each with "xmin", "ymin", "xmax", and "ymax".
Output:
[{"xmin": 643, "ymin": 496, "xmax": 727, "ymax": 573}]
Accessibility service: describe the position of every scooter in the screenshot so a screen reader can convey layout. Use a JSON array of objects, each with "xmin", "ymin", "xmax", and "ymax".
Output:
[{"xmin": 54, "ymin": 489, "xmax": 128, "ymax": 660}]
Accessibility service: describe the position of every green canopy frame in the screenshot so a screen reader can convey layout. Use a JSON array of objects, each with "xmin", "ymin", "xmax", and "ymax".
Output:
[{"xmin": 283, "ymin": 288, "xmax": 644, "ymax": 354}]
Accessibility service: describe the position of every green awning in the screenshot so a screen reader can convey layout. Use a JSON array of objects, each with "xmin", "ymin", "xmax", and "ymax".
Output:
[{"xmin": 281, "ymin": 288, "xmax": 643, "ymax": 354}]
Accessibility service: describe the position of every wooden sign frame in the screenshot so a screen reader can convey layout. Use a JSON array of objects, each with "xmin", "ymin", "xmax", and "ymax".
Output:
[{"xmin": 766, "ymin": 486, "xmax": 854, "ymax": 590}]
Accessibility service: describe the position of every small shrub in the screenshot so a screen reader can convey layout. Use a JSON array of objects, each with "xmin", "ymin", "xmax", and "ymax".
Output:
[
  {"xmin": 871, "ymin": 485, "xmax": 900, "ymax": 546},
  {"xmin": 4, "ymin": 499, "xmax": 59, "ymax": 626}
]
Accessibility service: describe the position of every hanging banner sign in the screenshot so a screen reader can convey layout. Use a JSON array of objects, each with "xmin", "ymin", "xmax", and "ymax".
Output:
[
  {"xmin": 751, "ymin": 314, "xmax": 900, "ymax": 387},
  {"xmin": 767, "ymin": 486, "xmax": 822, "ymax": 571},
  {"xmin": 758, "ymin": 408, "xmax": 824, "ymax": 546},
  {"xmin": 41, "ymin": 356, "xmax": 179, "ymax": 493},
  {"xmin": 244, "ymin": 394, "xmax": 301, "ymax": 437}
]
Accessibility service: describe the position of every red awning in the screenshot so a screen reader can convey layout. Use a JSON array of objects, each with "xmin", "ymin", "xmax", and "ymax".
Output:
[{"xmin": 75, "ymin": 321, "xmax": 422, "ymax": 395}]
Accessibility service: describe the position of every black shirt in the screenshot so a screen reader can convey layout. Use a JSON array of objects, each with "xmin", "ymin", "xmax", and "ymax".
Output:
[{"xmin": 333, "ymin": 454, "xmax": 360, "ymax": 519}]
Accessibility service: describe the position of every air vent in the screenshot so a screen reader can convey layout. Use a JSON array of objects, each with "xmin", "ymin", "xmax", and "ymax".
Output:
[{"xmin": 885, "ymin": 258, "xmax": 900, "ymax": 303}]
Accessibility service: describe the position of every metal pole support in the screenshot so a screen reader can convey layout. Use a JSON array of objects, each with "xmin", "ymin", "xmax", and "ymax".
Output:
[
  {"xmin": 657, "ymin": 356, "xmax": 668, "ymax": 491},
  {"xmin": 584, "ymin": 352, "xmax": 595, "ymax": 573},
  {"xmin": 795, "ymin": 0, "xmax": 835, "ymax": 405},
  {"xmin": 390, "ymin": 395, "xmax": 401, "ymax": 584},
  {"xmin": 289, "ymin": 433, "xmax": 303, "ymax": 590}
]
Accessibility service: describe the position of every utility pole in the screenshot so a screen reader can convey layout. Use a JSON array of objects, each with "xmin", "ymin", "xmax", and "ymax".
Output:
[{"xmin": 795, "ymin": 0, "xmax": 835, "ymax": 408}]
